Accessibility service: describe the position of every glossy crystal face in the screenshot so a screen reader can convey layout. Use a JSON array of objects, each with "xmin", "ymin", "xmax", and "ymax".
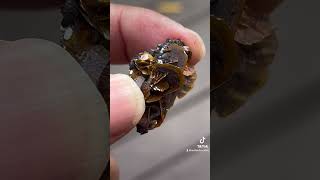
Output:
[{"xmin": 129, "ymin": 39, "xmax": 197, "ymax": 134}]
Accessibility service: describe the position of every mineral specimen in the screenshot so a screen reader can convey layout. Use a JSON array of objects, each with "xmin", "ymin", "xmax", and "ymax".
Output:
[
  {"xmin": 129, "ymin": 39, "xmax": 197, "ymax": 134},
  {"xmin": 211, "ymin": 0, "xmax": 281, "ymax": 117},
  {"xmin": 61, "ymin": 0, "xmax": 110, "ymax": 106},
  {"xmin": 60, "ymin": 1, "xmax": 110, "ymax": 179}
]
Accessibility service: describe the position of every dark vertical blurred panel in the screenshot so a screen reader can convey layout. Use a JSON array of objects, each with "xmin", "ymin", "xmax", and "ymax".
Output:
[
  {"xmin": 212, "ymin": 0, "xmax": 320, "ymax": 180},
  {"xmin": 0, "ymin": 0, "xmax": 110, "ymax": 179}
]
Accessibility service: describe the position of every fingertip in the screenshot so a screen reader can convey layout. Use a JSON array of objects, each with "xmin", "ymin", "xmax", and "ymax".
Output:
[
  {"xmin": 111, "ymin": 4, "xmax": 206, "ymax": 65},
  {"xmin": 111, "ymin": 74, "xmax": 145, "ymax": 125},
  {"xmin": 184, "ymin": 28, "xmax": 206, "ymax": 65},
  {"xmin": 110, "ymin": 74, "xmax": 145, "ymax": 142}
]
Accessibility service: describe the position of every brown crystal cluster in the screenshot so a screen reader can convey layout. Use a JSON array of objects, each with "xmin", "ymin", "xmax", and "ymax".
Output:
[
  {"xmin": 61, "ymin": 0, "xmax": 110, "ymax": 105},
  {"xmin": 211, "ymin": 0, "xmax": 282, "ymax": 117},
  {"xmin": 129, "ymin": 39, "xmax": 197, "ymax": 134}
]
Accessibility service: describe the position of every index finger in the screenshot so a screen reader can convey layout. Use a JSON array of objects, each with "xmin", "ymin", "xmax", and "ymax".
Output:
[{"xmin": 110, "ymin": 4, "xmax": 206, "ymax": 65}]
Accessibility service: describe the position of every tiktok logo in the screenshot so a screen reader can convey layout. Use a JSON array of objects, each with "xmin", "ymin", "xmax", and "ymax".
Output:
[
  {"xmin": 200, "ymin": 137, "xmax": 206, "ymax": 144},
  {"xmin": 186, "ymin": 136, "xmax": 209, "ymax": 152}
]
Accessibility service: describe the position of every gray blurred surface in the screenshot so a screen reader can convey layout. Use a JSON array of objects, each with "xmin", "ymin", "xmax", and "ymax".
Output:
[
  {"xmin": 213, "ymin": 1, "xmax": 320, "ymax": 179},
  {"xmin": 0, "ymin": 1, "xmax": 210, "ymax": 180},
  {"xmin": 0, "ymin": 39, "xmax": 108, "ymax": 179},
  {"xmin": 5, "ymin": 1, "xmax": 320, "ymax": 179},
  {"xmin": 0, "ymin": 8, "xmax": 108, "ymax": 180},
  {"xmin": 111, "ymin": 1, "xmax": 210, "ymax": 180}
]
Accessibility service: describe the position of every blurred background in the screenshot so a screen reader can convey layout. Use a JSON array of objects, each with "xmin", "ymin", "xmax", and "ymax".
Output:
[
  {"xmin": 110, "ymin": 1, "xmax": 210, "ymax": 180},
  {"xmin": 0, "ymin": 2, "xmax": 109, "ymax": 180},
  {"xmin": 0, "ymin": 1, "xmax": 210, "ymax": 179},
  {"xmin": 213, "ymin": 0, "xmax": 320, "ymax": 179},
  {"xmin": 4, "ymin": 0, "xmax": 320, "ymax": 180},
  {"xmin": 0, "ymin": 8, "xmax": 61, "ymax": 42}
]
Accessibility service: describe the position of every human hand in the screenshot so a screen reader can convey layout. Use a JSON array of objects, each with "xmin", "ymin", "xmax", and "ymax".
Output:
[{"xmin": 110, "ymin": 4, "xmax": 205, "ymax": 180}]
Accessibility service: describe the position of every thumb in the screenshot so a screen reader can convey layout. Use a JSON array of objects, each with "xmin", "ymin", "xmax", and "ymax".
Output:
[{"xmin": 110, "ymin": 74, "xmax": 145, "ymax": 144}]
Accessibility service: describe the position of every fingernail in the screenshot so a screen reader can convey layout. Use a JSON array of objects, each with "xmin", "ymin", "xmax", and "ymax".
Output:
[
  {"xmin": 185, "ymin": 28, "xmax": 206, "ymax": 60},
  {"xmin": 110, "ymin": 74, "xmax": 145, "ymax": 126}
]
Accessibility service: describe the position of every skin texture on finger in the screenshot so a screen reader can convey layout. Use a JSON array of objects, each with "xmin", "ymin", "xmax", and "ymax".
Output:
[
  {"xmin": 110, "ymin": 74, "xmax": 145, "ymax": 144},
  {"xmin": 110, "ymin": 3, "xmax": 205, "ymax": 65}
]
